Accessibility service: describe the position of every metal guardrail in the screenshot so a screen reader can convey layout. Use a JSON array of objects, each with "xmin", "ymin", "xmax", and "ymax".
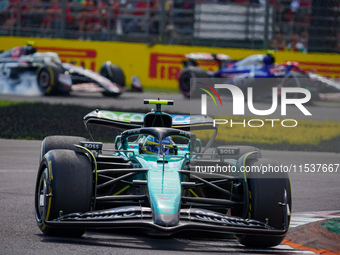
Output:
[{"xmin": 0, "ymin": 0, "xmax": 339, "ymax": 53}]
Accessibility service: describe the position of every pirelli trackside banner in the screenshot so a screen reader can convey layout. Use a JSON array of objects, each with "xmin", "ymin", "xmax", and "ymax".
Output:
[{"xmin": 1, "ymin": 36, "xmax": 340, "ymax": 89}]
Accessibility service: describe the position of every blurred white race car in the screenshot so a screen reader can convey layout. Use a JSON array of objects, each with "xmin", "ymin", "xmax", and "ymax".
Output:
[{"xmin": 0, "ymin": 43, "xmax": 142, "ymax": 96}]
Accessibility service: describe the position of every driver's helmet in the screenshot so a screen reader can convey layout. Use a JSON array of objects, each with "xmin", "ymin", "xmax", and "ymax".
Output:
[
  {"xmin": 25, "ymin": 45, "xmax": 37, "ymax": 55},
  {"xmin": 142, "ymin": 135, "xmax": 174, "ymax": 155},
  {"xmin": 263, "ymin": 50, "xmax": 275, "ymax": 65}
]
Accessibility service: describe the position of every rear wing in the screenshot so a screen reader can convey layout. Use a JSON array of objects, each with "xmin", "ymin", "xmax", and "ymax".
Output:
[
  {"xmin": 183, "ymin": 53, "xmax": 232, "ymax": 68},
  {"xmin": 185, "ymin": 53, "xmax": 231, "ymax": 62},
  {"xmin": 84, "ymin": 110, "xmax": 216, "ymax": 131}
]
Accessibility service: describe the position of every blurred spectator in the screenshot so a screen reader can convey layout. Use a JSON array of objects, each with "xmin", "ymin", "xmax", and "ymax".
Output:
[
  {"xmin": 24, "ymin": 0, "xmax": 47, "ymax": 32},
  {"xmin": 40, "ymin": 0, "xmax": 74, "ymax": 35},
  {"xmin": 1, "ymin": 0, "xmax": 29, "ymax": 34},
  {"xmin": 269, "ymin": 32, "xmax": 286, "ymax": 51},
  {"xmin": 0, "ymin": 0, "xmax": 9, "ymax": 17},
  {"xmin": 109, "ymin": 0, "xmax": 122, "ymax": 34},
  {"xmin": 308, "ymin": 0, "xmax": 338, "ymax": 52},
  {"xmin": 299, "ymin": 30, "xmax": 308, "ymax": 49},
  {"xmin": 290, "ymin": 0, "xmax": 300, "ymax": 12},
  {"xmin": 78, "ymin": 0, "xmax": 107, "ymax": 40},
  {"xmin": 122, "ymin": 0, "xmax": 152, "ymax": 34},
  {"xmin": 40, "ymin": 0, "xmax": 61, "ymax": 31},
  {"xmin": 148, "ymin": 0, "xmax": 160, "ymax": 35},
  {"xmin": 171, "ymin": 0, "xmax": 194, "ymax": 43},
  {"xmin": 273, "ymin": 0, "xmax": 291, "ymax": 34},
  {"xmin": 85, "ymin": 0, "xmax": 108, "ymax": 38},
  {"xmin": 287, "ymin": 33, "xmax": 306, "ymax": 52},
  {"xmin": 0, "ymin": 0, "xmax": 337, "ymax": 53},
  {"xmin": 146, "ymin": 0, "xmax": 172, "ymax": 36},
  {"xmin": 0, "ymin": 0, "xmax": 9, "ymax": 11},
  {"xmin": 0, "ymin": 0, "xmax": 10, "ymax": 32}
]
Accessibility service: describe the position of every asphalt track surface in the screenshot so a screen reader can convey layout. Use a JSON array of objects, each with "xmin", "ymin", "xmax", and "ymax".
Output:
[
  {"xmin": 0, "ymin": 139, "xmax": 339, "ymax": 255},
  {"xmin": 0, "ymin": 92, "xmax": 339, "ymax": 254}
]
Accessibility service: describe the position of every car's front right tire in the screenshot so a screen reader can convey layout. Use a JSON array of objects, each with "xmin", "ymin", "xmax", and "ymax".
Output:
[{"xmin": 236, "ymin": 158, "xmax": 292, "ymax": 247}]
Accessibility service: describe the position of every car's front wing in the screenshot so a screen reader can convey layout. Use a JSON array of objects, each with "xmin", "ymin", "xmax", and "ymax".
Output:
[{"xmin": 44, "ymin": 206, "xmax": 289, "ymax": 236}]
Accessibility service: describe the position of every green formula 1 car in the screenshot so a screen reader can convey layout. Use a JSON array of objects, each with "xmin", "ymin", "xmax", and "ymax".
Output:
[{"xmin": 35, "ymin": 99, "xmax": 291, "ymax": 248}]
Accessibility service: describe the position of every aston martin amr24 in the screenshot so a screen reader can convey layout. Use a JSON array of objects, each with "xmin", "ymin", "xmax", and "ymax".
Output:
[{"xmin": 35, "ymin": 99, "xmax": 291, "ymax": 248}]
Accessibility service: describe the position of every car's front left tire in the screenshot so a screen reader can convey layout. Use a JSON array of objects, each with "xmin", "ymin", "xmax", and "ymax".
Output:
[
  {"xmin": 35, "ymin": 150, "xmax": 93, "ymax": 237},
  {"xmin": 40, "ymin": 135, "xmax": 88, "ymax": 162}
]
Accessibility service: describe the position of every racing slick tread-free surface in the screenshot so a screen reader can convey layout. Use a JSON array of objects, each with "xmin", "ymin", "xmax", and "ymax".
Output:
[
  {"xmin": 40, "ymin": 135, "xmax": 88, "ymax": 161},
  {"xmin": 178, "ymin": 66, "xmax": 209, "ymax": 98},
  {"xmin": 35, "ymin": 150, "xmax": 93, "ymax": 237},
  {"xmin": 236, "ymin": 158, "xmax": 292, "ymax": 247},
  {"xmin": 36, "ymin": 63, "xmax": 63, "ymax": 96},
  {"xmin": 100, "ymin": 63, "xmax": 125, "ymax": 97},
  {"xmin": 99, "ymin": 62, "xmax": 126, "ymax": 91}
]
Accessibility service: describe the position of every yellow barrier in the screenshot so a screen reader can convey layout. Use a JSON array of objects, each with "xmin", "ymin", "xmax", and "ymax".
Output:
[{"xmin": 1, "ymin": 36, "xmax": 340, "ymax": 89}]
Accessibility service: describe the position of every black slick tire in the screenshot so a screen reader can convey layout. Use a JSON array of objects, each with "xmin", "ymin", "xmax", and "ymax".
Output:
[
  {"xmin": 40, "ymin": 135, "xmax": 88, "ymax": 162},
  {"xmin": 99, "ymin": 61, "xmax": 125, "ymax": 87},
  {"xmin": 35, "ymin": 150, "xmax": 93, "ymax": 237},
  {"xmin": 36, "ymin": 64, "xmax": 63, "ymax": 95},
  {"xmin": 178, "ymin": 66, "xmax": 209, "ymax": 98},
  {"xmin": 236, "ymin": 158, "xmax": 292, "ymax": 247}
]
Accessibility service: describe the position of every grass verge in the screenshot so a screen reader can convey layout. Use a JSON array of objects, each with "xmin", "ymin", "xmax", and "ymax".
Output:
[
  {"xmin": 193, "ymin": 116, "xmax": 340, "ymax": 152},
  {"xmin": 142, "ymin": 87, "xmax": 179, "ymax": 94},
  {"xmin": 0, "ymin": 100, "xmax": 339, "ymax": 152}
]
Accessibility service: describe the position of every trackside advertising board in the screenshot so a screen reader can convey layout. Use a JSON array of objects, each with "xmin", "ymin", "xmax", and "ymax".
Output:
[{"xmin": 1, "ymin": 36, "xmax": 340, "ymax": 89}]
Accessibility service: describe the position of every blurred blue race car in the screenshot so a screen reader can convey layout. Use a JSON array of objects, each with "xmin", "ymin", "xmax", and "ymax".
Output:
[{"xmin": 178, "ymin": 52, "xmax": 339, "ymax": 100}]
